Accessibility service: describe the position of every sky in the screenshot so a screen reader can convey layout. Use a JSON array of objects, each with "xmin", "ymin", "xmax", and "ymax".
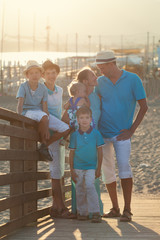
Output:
[{"xmin": 1, "ymin": 0, "xmax": 160, "ymax": 50}]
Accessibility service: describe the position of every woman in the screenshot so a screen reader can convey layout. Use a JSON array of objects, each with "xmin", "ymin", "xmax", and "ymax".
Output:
[{"xmin": 71, "ymin": 67, "xmax": 103, "ymax": 216}]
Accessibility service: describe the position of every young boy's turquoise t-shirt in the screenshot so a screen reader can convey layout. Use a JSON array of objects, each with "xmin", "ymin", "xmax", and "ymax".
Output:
[{"xmin": 69, "ymin": 127, "xmax": 104, "ymax": 170}]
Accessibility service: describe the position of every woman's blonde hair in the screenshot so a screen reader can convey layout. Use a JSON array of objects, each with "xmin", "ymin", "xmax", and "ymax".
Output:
[{"xmin": 67, "ymin": 81, "xmax": 86, "ymax": 97}]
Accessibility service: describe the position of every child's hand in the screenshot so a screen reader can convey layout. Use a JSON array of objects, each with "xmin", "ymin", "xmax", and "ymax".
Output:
[
  {"xmin": 95, "ymin": 169, "xmax": 101, "ymax": 179},
  {"xmin": 71, "ymin": 169, "xmax": 78, "ymax": 183},
  {"xmin": 64, "ymin": 101, "xmax": 70, "ymax": 110}
]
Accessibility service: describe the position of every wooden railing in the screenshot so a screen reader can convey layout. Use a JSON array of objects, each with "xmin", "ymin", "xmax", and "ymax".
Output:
[{"xmin": 0, "ymin": 107, "xmax": 71, "ymax": 239}]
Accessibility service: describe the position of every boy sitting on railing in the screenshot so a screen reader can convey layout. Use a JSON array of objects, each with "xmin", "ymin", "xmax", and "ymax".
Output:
[{"xmin": 16, "ymin": 60, "xmax": 70, "ymax": 161}]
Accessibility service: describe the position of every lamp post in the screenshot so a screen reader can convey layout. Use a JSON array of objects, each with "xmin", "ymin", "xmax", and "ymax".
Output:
[
  {"xmin": 75, "ymin": 33, "xmax": 78, "ymax": 70},
  {"xmin": 88, "ymin": 35, "xmax": 91, "ymax": 56},
  {"xmin": 46, "ymin": 25, "xmax": 51, "ymax": 51}
]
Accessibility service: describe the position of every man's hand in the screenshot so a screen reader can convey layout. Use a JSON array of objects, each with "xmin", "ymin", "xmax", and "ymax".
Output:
[
  {"xmin": 116, "ymin": 129, "xmax": 133, "ymax": 141},
  {"xmin": 117, "ymin": 99, "xmax": 148, "ymax": 141},
  {"xmin": 95, "ymin": 169, "xmax": 101, "ymax": 179},
  {"xmin": 71, "ymin": 169, "xmax": 78, "ymax": 183}
]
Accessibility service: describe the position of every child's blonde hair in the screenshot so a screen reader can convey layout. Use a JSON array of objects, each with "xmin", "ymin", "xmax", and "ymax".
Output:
[{"xmin": 67, "ymin": 81, "xmax": 86, "ymax": 97}]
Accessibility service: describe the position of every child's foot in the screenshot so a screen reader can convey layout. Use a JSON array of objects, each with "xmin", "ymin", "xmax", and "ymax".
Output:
[
  {"xmin": 77, "ymin": 214, "xmax": 89, "ymax": 221},
  {"xmin": 38, "ymin": 143, "xmax": 53, "ymax": 161},
  {"xmin": 91, "ymin": 213, "xmax": 101, "ymax": 223}
]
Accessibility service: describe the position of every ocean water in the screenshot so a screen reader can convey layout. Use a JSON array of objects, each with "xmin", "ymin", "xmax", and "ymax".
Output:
[{"xmin": 0, "ymin": 51, "xmax": 96, "ymax": 66}]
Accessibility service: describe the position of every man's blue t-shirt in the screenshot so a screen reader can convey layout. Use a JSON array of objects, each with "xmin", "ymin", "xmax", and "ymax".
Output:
[
  {"xmin": 95, "ymin": 70, "xmax": 146, "ymax": 138},
  {"xmin": 69, "ymin": 127, "xmax": 104, "ymax": 170},
  {"xmin": 16, "ymin": 81, "xmax": 48, "ymax": 115}
]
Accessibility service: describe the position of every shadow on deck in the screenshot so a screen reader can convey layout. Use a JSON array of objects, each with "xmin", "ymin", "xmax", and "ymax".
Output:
[{"xmin": 2, "ymin": 194, "xmax": 160, "ymax": 240}]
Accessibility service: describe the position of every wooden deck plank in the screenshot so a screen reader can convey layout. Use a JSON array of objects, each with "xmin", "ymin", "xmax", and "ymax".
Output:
[{"xmin": 2, "ymin": 194, "xmax": 160, "ymax": 240}]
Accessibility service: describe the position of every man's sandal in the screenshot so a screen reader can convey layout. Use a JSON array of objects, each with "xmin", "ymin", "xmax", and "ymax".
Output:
[
  {"xmin": 120, "ymin": 209, "xmax": 133, "ymax": 222},
  {"xmin": 103, "ymin": 207, "xmax": 121, "ymax": 218}
]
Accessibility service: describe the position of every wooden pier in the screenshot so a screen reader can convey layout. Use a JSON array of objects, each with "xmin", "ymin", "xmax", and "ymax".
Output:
[
  {"xmin": 0, "ymin": 108, "xmax": 160, "ymax": 240},
  {"xmin": 2, "ymin": 194, "xmax": 160, "ymax": 240}
]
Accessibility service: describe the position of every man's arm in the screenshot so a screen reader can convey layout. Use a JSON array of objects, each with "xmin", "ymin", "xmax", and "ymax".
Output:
[
  {"xmin": 95, "ymin": 147, "xmax": 103, "ymax": 178},
  {"xmin": 16, "ymin": 97, "xmax": 24, "ymax": 114},
  {"xmin": 117, "ymin": 98, "xmax": 148, "ymax": 141}
]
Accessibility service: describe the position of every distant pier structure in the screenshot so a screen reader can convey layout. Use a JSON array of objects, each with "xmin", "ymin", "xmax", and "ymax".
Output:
[{"xmin": 0, "ymin": 56, "xmax": 94, "ymax": 97}]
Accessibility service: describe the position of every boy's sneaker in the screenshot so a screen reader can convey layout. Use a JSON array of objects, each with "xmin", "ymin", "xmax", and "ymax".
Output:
[
  {"xmin": 91, "ymin": 213, "xmax": 101, "ymax": 223},
  {"xmin": 38, "ymin": 143, "xmax": 53, "ymax": 161},
  {"xmin": 77, "ymin": 214, "xmax": 89, "ymax": 221}
]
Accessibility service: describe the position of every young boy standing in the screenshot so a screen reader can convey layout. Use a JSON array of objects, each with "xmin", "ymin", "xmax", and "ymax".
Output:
[{"xmin": 69, "ymin": 106, "xmax": 104, "ymax": 223}]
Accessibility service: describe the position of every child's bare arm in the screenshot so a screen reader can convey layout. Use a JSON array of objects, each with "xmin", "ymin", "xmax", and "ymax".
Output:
[
  {"xmin": 77, "ymin": 97, "xmax": 90, "ymax": 107},
  {"xmin": 61, "ymin": 109, "xmax": 70, "ymax": 124},
  {"xmin": 95, "ymin": 147, "xmax": 103, "ymax": 178},
  {"xmin": 69, "ymin": 149, "xmax": 77, "ymax": 183},
  {"xmin": 17, "ymin": 97, "xmax": 24, "ymax": 114},
  {"xmin": 41, "ymin": 101, "xmax": 50, "ymax": 141},
  {"xmin": 64, "ymin": 101, "xmax": 70, "ymax": 110},
  {"xmin": 85, "ymin": 97, "xmax": 90, "ymax": 107},
  {"xmin": 42, "ymin": 101, "xmax": 49, "ymax": 115}
]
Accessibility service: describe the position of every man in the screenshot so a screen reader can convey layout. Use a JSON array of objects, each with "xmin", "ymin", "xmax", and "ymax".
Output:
[{"xmin": 95, "ymin": 51, "xmax": 148, "ymax": 222}]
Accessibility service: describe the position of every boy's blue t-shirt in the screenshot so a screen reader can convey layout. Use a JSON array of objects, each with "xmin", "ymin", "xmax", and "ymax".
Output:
[
  {"xmin": 69, "ymin": 127, "xmax": 104, "ymax": 170},
  {"xmin": 16, "ymin": 81, "xmax": 48, "ymax": 115},
  {"xmin": 95, "ymin": 70, "xmax": 146, "ymax": 138}
]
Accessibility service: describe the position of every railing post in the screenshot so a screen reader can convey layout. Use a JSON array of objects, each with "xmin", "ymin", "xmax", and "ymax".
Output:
[
  {"xmin": 24, "ymin": 124, "xmax": 37, "ymax": 216},
  {"xmin": 10, "ymin": 121, "xmax": 24, "ymax": 220}
]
